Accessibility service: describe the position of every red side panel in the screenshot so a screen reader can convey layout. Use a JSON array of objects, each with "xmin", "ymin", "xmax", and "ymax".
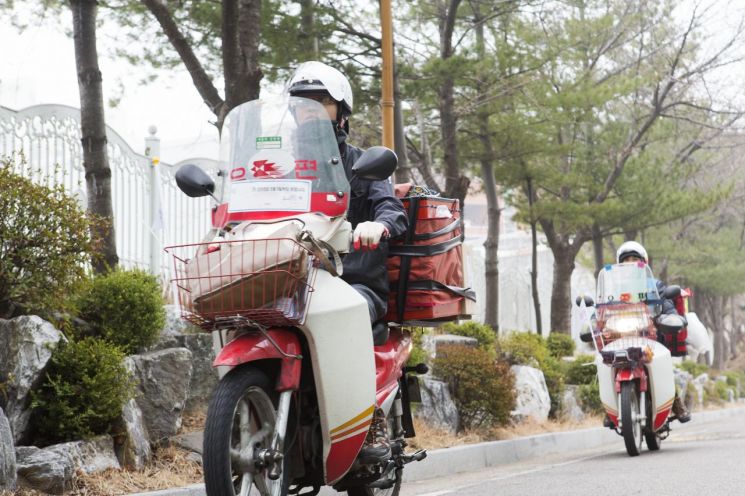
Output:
[
  {"xmin": 326, "ymin": 430, "xmax": 368, "ymax": 484},
  {"xmin": 374, "ymin": 328, "xmax": 411, "ymax": 398},
  {"xmin": 211, "ymin": 194, "xmax": 348, "ymax": 228},
  {"xmin": 213, "ymin": 330, "xmax": 302, "ymax": 391},
  {"xmin": 654, "ymin": 407, "xmax": 672, "ymax": 431}
]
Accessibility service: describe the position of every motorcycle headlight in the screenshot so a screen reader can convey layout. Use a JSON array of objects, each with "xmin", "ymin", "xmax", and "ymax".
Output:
[{"xmin": 603, "ymin": 315, "xmax": 648, "ymax": 339}]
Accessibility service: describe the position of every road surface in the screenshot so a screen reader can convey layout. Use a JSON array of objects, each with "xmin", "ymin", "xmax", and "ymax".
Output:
[{"xmin": 400, "ymin": 412, "xmax": 745, "ymax": 496}]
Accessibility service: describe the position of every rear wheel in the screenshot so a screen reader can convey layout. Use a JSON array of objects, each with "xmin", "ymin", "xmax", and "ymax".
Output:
[
  {"xmin": 346, "ymin": 415, "xmax": 401, "ymax": 496},
  {"xmin": 203, "ymin": 365, "xmax": 289, "ymax": 496},
  {"xmin": 620, "ymin": 381, "xmax": 642, "ymax": 457},
  {"xmin": 644, "ymin": 393, "xmax": 662, "ymax": 451}
]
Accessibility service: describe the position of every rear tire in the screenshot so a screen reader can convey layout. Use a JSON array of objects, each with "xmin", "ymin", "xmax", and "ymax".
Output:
[
  {"xmin": 621, "ymin": 381, "xmax": 642, "ymax": 457},
  {"xmin": 346, "ymin": 414, "xmax": 401, "ymax": 496},
  {"xmin": 644, "ymin": 392, "xmax": 662, "ymax": 451},
  {"xmin": 203, "ymin": 365, "xmax": 289, "ymax": 496}
]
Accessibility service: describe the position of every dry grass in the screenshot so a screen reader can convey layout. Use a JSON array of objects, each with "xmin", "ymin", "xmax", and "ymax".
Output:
[
  {"xmin": 407, "ymin": 414, "xmax": 604, "ymax": 451},
  {"xmin": 68, "ymin": 445, "xmax": 202, "ymax": 496},
  {"xmin": 180, "ymin": 405, "xmax": 207, "ymax": 434}
]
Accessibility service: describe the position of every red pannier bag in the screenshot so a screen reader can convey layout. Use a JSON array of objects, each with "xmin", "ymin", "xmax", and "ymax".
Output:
[
  {"xmin": 658, "ymin": 288, "xmax": 691, "ymax": 357},
  {"xmin": 385, "ymin": 184, "xmax": 475, "ymax": 324}
]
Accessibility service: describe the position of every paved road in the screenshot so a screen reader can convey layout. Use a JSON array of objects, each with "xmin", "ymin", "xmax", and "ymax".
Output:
[{"xmin": 399, "ymin": 413, "xmax": 745, "ymax": 496}]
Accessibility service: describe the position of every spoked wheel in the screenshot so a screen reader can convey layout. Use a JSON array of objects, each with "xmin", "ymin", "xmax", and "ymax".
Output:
[
  {"xmin": 620, "ymin": 381, "xmax": 643, "ymax": 457},
  {"xmin": 203, "ymin": 366, "xmax": 289, "ymax": 496}
]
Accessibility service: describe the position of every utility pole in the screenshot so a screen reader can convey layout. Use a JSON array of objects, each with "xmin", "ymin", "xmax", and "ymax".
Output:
[{"xmin": 380, "ymin": 0, "xmax": 395, "ymax": 150}]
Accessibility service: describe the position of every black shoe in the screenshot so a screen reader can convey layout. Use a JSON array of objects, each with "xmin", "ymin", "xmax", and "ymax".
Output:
[
  {"xmin": 357, "ymin": 408, "xmax": 391, "ymax": 464},
  {"xmin": 603, "ymin": 415, "xmax": 614, "ymax": 429}
]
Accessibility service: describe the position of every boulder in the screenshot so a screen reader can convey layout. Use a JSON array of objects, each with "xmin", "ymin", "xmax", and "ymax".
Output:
[
  {"xmin": 150, "ymin": 333, "xmax": 217, "ymax": 412},
  {"xmin": 691, "ymin": 373, "xmax": 709, "ymax": 409},
  {"xmin": 126, "ymin": 348, "xmax": 193, "ymax": 441},
  {"xmin": 161, "ymin": 304, "xmax": 194, "ymax": 337},
  {"xmin": 422, "ymin": 334, "xmax": 478, "ymax": 360},
  {"xmin": 15, "ymin": 446, "xmax": 74, "ymax": 495},
  {"xmin": 415, "ymin": 377, "xmax": 460, "ymax": 433},
  {"xmin": 560, "ymin": 385, "xmax": 585, "ymax": 422},
  {"xmin": 674, "ymin": 368, "xmax": 694, "ymax": 408},
  {"xmin": 0, "ymin": 316, "xmax": 64, "ymax": 442},
  {"xmin": 16, "ymin": 436, "xmax": 119, "ymax": 493},
  {"xmin": 116, "ymin": 399, "xmax": 152, "ymax": 470},
  {"xmin": 0, "ymin": 407, "xmax": 16, "ymax": 490},
  {"xmin": 510, "ymin": 365, "xmax": 551, "ymax": 423}
]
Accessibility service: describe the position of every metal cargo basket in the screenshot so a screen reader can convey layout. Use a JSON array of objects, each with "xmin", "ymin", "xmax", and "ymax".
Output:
[{"xmin": 166, "ymin": 238, "xmax": 317, "ymax": 330}]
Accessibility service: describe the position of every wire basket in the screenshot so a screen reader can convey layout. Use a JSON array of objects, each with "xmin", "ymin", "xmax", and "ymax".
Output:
[
  {"xmin": 592, "ymin": 302, "xmax": 656, "ymax": 351},
  {"xmin": 165, "ymin": 237, "xmax": 317, "ymax": 330}
]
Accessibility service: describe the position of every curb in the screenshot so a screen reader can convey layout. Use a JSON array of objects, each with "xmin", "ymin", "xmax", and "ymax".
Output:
[{"xmin": 130, "ymin": 405, "xmax": 745, "ymax": 496}]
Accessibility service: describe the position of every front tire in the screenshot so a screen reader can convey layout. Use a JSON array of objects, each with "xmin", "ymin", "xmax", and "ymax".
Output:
[
  {"xmin": 203, "ymin": 365, "xmax": 289, "ymax": 496},
  {"xmin": 621, "ymin": 381, "xmax": 642, "ymax": 457}
]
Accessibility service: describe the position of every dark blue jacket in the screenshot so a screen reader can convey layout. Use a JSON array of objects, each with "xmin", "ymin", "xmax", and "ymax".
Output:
[{"xmin": 339, "ymin": 136, "xmax": 407, "ymax": 319}]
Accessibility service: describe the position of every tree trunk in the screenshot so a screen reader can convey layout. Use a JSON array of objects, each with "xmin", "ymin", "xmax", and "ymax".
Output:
[
  {"xmin": 393, "ymin": 54, "xmax": 410, "ymax": 184},
  {"xmin": 70, "ymin": 0, "xmax": 118, "ymax": 273},
  {"xmin": 547, "ymin": 242, "xmax": 579, "ymax": 334},
  {"xmin": 298, "ymin": 0, "xmax": 319, "ymax": 59},
  {"xmin": 592, "ymin": 223, "xmax": 604, "ymax": 274},
  {"xmin": 712, "ymin": 293, "xmax": 726, "ymax": 370},
  {"xmin": 527, "ymin": 178, "xmax": 542, "ymax": 335}
]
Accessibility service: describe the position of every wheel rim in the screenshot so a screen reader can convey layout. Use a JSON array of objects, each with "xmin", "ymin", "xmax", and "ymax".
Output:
[{"xmin": 228, "ymin": 386, "xmax": 282, "ymax": 496}]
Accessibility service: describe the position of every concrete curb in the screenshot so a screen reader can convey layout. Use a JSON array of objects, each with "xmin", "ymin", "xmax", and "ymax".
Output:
[{"xmin": 130, "ymin": 405, "xmax": 745, "ymax": 496}]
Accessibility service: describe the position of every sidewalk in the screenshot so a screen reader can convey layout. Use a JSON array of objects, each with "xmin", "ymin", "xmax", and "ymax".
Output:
[{"xmin": 133, "ymin": 405, "xmax": 745, "ymax": 496}]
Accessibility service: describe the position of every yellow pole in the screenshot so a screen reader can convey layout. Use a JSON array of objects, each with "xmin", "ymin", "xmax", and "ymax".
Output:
[{"xmin": 380, "ymin": 0, "xmax": 395, "ymax": 149}]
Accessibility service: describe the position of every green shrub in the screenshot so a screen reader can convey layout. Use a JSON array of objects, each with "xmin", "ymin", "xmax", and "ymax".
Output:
[
  {"xmin": 541, "ymin": 356, "xmax": 565, "ymax": 418},
  {"xmin": 497, "ymin": 332, "xmax": 548, "ymax": 367},
  {"xmin": 30, "ymin": 337, "xmax": 136, "ymax": 443},
  {"xmin": 0, "ymin": 159, "xmax": 97, "ymax": 318},
  {"xmin": 677, "ymin": 360, "xmax": 708, "ymax": 378},
  {"xmin": 577, "ymin": 382, "xmax": 604, "ymax": 414},
  {"xmin": 547, "ymin": 333, "xmax": 576, "ymax": 358},
  {"xmin": 440, "ymin": 321, "xmax": 496, "ymax": 350},
  {"xmin": 722, "ymin": 371, "xmax": 745, "ymax": 397},
  {"xmin": 433, "ymin": 344, "xmax": 516, "ymax": 430},
  {"xmin": 77, "ymin": 269, "xmax": 166, "ymax": 354},
  {"xmin": 565, "ymin": 355, "xmax": 597, "ymax": 385}
]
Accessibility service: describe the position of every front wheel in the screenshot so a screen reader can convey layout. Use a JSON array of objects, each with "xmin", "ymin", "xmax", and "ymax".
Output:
[
  {"xmin": 620, "ymin": 381, "xmax": 642, "ymax": 457},
  {"xmin": 203, "ymin": 365, "xmax": 289, "ymax": 496}
]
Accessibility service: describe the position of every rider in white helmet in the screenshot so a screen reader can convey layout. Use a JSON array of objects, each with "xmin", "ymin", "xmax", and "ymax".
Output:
[
  {"xmin": 288, "ymin": 61, "xmax": 408, "ymax": 463},
  {"xmin": 616, "ymin": 241, "xmax": 691, "ymax": 423}
]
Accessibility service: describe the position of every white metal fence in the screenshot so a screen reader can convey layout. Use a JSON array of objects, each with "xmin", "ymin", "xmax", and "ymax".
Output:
[{"xmin": 0, "ymin": 104, "xmax": 217, "ymax": 278}]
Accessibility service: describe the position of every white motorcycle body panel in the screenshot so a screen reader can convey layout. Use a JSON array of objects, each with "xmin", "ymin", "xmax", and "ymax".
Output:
[
  {"xmin": 300, "ymin": 269, "xmax": 376, "ymax": 484},
  {"xmin": 596, "ymin": 338, "xmax": 675, "ymax": 430}
]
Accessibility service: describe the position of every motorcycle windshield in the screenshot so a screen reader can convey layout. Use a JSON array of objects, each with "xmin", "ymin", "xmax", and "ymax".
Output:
[
  {"xmin": 596, "ymin": 263, "xmax": 660, "ymax": 306},
  {"xmin": 213, "ymin": 96, "xmax": 350, "ymax": 225}
]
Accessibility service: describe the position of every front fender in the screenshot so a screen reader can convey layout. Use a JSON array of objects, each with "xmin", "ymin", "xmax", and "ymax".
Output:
[
  {"xmin": 214, "ymin": 330, "xmax": 302, "ymax": 391},
  {"xmin": 615, "ymin": 366, "xmax": 647, "ymax": 393}
]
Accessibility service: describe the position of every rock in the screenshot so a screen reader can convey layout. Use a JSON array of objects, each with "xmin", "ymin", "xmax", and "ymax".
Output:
[
  {"xmin": 510, "ymin": 365, "xmax": 551, "ymax": 423},
  {"xmin": 0, "ymin": 316, "xmax": 64, "ymax": 442},
  {"xmin": 421, "ymin": 334, "xmax": 478, "ymax": 360},
  {"xmin": 150, "ymin": 333, "xmax": 218, "ymax": 412},
  {"xmin": 15, "ymin": 446, "xmax": 74, "ymax": 495},
  {"xmin": 170, "ymin": 431, "xmax": 203, "ymax": 455},
  {"xmin": 126, "ymin": 348, "xmax": 193, "ymax": 441},
  {"xmin": 161, "ymin": 304, "xmax": 193, "ymax": 337},
  {"xmin": 0, "ymin": 407, "xmax": 16, "ymax": 490},
  {"xmin": 415, "ymin": 377, "xmax": 460, "ymax": 433},
  {"xmin": 560, "ymin": 385, "xmax": 585, "ymax": 422},
  {"xmin": 692, "ymin": 373, "xmax": 709, "ymax": 409},
  {"xmin": 49, "ymin": 436, "xmax": 120, "ymax": 474},
  {"xmin": 116, "ymin": 399, "xmax": 152, "ymax": 470},
  {"xmin": 727, "ymin": 388, "xmax": 737, "ymax": 403},
  {"xmin": 674, "ymin": 368, "xmax": 694, "ymax": 408}
]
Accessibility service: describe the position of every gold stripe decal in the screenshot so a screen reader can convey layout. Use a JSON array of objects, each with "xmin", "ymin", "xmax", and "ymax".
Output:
[
  {"xmin": 657, "ymin": 398, "xmax": 674, "ymax": 413},
  {"xmin": 330, "ymin": 405, "xmax": 375, "ymax": 436},
  {"xmin": 330, "ymin": 421, "xmax": 372, "ymax": 442}
]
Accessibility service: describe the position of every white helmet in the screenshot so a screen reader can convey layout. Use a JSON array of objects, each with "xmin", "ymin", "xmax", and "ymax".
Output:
[
  {"xmin": 287, "ymin": 61, "xmax": 354, "ymax": 118},
  {"xmin": 617, "ymin": 241, "xmax": 648, "ymax": 264}
]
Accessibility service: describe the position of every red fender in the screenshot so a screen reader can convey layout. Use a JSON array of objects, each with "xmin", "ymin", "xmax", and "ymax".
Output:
[
  {"xmin": 614, "ymin": 366, "xmax": 648, "ymax": 393},
  {"xmin": 214, "ymin": 330, "xmax": 302, "ymax": 392}
]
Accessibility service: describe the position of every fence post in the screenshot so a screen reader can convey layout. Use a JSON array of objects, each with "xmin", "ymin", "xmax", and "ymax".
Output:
[{"xmin": 145, "ymin": 126, "xmax": 161, "ymax": 276}]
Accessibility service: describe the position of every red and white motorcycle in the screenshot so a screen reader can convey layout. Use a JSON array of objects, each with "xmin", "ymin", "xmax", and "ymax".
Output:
[
  {"xmin": 578, "ymin": 262, "xmax": 685, "ymax": 456},
  {"xmin": 168, "ymin": 96, "xmax": 426, "ymax": 495}
]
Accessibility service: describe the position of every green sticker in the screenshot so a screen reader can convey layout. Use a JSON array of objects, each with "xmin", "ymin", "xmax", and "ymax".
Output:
[{"xmin": 256, "ymin": 136, "xmax": 282, "ymax": 149}]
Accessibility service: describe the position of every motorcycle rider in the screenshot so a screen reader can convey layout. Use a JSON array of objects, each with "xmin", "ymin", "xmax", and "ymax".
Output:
[
  {"xmin": 287, "ymin": 61, "xmax": 408, "ymax": 463},
  {"xmin": 616, "ymin": 241, "xmax": 691, "ymax": 423}
]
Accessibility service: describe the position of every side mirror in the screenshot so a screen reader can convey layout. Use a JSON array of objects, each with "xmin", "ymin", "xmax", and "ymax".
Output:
[
  {"xmin": 575, "ymin": 295, "xmax": 595, "ymax": 307},
  {"xmin": 176, "ymin": 164, "xmax": 216, "ymax": 198},
  {"xmin": 351, "ymin": 146, "xmax": 397, "ymax": 181},
  {"xmin": 663, "ymin": 285, "xmax": 681, "ymax": 300}
]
